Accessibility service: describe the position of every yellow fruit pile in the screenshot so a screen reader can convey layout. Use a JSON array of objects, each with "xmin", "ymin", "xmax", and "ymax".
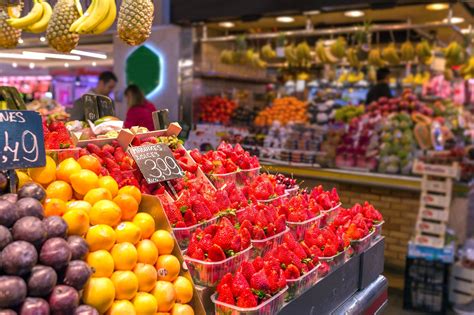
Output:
[
  {"xmin": 254, "ymin": 97, "xmax": 308, "ymax": 126},
  {"xmin": 27, "ymin": 156, "xmax": 195, "ymax": 315}
]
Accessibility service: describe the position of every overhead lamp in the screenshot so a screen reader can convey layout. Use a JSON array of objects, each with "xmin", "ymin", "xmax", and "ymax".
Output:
[
  {"xmin": 443, "ymin": 16, "xmax": 465, "ymax": 24},
  {"xmin": 39, "ymin": 36, "xmax": 46, "ymax": 42},
  {"xmin": 461, "ymin": 28, "xmax": 472, "ymax": 34},
  {"xmin": 0, "ymin": 52, "xmax": 45, "ymax": 60},
  {"xmin": 18, "ymin": 38, "xmax": 23, "ymax": 44},
  {"xmin": 70, "ymin": 49, "xmax": 107, "ymax": 59},
  {"xmin": 64, "ymin": 63, "xmax": 69, "ymax": 68},
  {"xmin": 276, "ymin": 16, "xmax": 295, "ymax": 23},
  {"xmin": 22, "ymin": 51, "xmax": 81, "ymax": 60},
  {"xmin": 304, "ymin": 10, "xmax": 321, "ymax": 15},
  {"xmin": 218, "ymin": 21, "xmax": 235, "ymax": 28},
  {"xmin": 12, "ymin": 63, "xmax": 17, "ymax": 68},
  {"xmin": 344, "ymin": 10, "xmax": 365, "ymax": 18},
  {"xmin": 29, "ymin": 63, "xmax": 35, "ymax": 69},
  {"xmin": 426, "ymin": 3, "xmax": 449, "ymax": 11},
  {"xmin": 92, "ymin": 61, "xmax": 97, "ymax": 67}
]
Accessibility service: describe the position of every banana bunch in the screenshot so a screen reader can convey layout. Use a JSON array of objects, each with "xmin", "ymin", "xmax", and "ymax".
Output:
[
  {"xmin": 368, "ymin": 66, "xmax": 376, "ymax": 82},
  {"xmin": 220, "ymin": 49, "xmax": 234, "ymax": 65},
  {"xmin": 346, "ymin": 47, "xmax": 360, "ymax": 68},
  {"xmin": 444, "ymin": 41, "xmax": 464, "ymax": 67},
  {"xmin": 347, "ymin": 71, "xmax": 364, "ymax": 83},
  {"xmin": 330, "ymin": 37, "xmax": 347, "ymax": 59},
  {"xmin": 414, "ymin": 71, "xmax": 430, "ymax": 85},
  {"xmin": 315, "ymin": 40, "xmax": 336, "ymax": 65},
  {"xmin": 284, "ymin": 44, "xmax": 298, "ymax": 67},
  {"xmin": 7, "ymin": 0, "xmax": 52, "ymax": 33},
  {"xmin": 400, "ymin": 41, "xmax": 415, "ymax": 62},
  {"xmin": 248, "ymin": 50, "xmax": 266, "ymax": 69},
  {"xmin": 415, "ymin": 40, "xmax": 432, "ymax": 65},
  {"xmin": 261, "ymin": 43, "xmax": 276, "ymax": 60},
  {"xmin": 460, "ymin": 57, "xmax": 474, "ymax": 80},
  {"xmin": 382, "ymin": 43, "xmax": 400, "ymax": 65},
  {"xmin": 337, "ymin": 71, "xmax": 348, "ymax": 83},
  {"xmin": 70, "ymin": 0, "xmax": 116, "ymax": 34},
  {"xmin": 295, "ymin": 41, "xmax": 312, "ymax": 68},
  {"xmin": 368, "ymin": 48, "xmax": 385, "ymax": 67},
  {"xmin": 402, "ymin": 74, "xmax": 414, "ymax": 85}
]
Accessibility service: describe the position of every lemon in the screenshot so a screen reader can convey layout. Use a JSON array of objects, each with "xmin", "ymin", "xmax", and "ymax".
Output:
[
  {"xmin": 112, "ymin": 242, "xmax": 138, "ymax": 271},
  {"xmin": 115, "ymin": 222, "xmax": 142, "ymax": 244},
  {"xmin": 56, "ymin": 158, "xmax": 82, "ymax": 183},
  {"xmin": 85, "ymin": 224, "xmax": 116, "ymax": 251},
  {"xmin": 87, "ymin": 250, "xmax": 114, "ymax": 278},
  {"xmin": 111, "ymin": 271, "xmax": 139, "ymax": 300},
  {"xmin": 83, "ymin": 277, "xmax": 115, "ymax": 314},
  {"xmin": 63, "ymin": 208, "xmax": 89, "ymax": 236},
  {"xmin": 133, "ymin": 292, "xmax": 158, "ymax": 315},
  {"xmin": 84, "ymin": 187, "xmax": 112, "ymax": 205},
  {"xmin": 70, "ymin": 169, "xmax": 99, "ymax": 195},
  {"xmin": 28, "ymin": 155, "xmax": 56, "ymax": 185},
  {"xmin": 89, "ymin": 200, "xmax": 122, "ymax": 227}
]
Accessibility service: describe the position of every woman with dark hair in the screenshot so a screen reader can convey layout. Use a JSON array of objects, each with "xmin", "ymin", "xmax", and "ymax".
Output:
[{"xmin": 123, "ymin": 84, "xmax": 156, "ymax": 130}]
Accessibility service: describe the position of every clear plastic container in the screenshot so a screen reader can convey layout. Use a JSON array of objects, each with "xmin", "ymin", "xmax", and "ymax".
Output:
[
  {"xmin": 236, "ymin": 167, "xmax": 261, "ymax": 186},
  {"xmin": 211, "ymin": 286, "xmax": 288, "ymax": 315},
  {"xmin": 257, "ymin": 193, "xmax": 288, "ymax": 207},
  {"xmin": 209, "ymin": 171, "xmax": 238, "ymax": 190},
  {"xmin": 371, "ymin": 221, "xmax": 384, "ymax": 243},
  {"xmin": 251, "ymin": 227, "xmax": 289, "ymax": 258},
  {"xmin": 284, "ymin": 185, "xmax": 299, "ymax": 197},
  {"xmin": 318, "ymin": 246, "xmax": 349, "ymax": 271},
  {"xmin": 285, "ymin": 263, "xmax": 321, "ymax": 301},
  {"xmin": 286, "ymin": 214, "xmax": 323, "ymax": 241},
  {"xmin": 173, "ymin": 216, "xmax": 218, "ymax": 250},
  {"xmin": 46, "ymin": 148, "xmax": 81, "ymax": 163},
  {"xmin": 184, "ymin": 246, "xmax": 252, "ymax": 287},
  {"xmin": 351, "ymin": 230, "xmax": 375, "ymax": 254},
  {"xmin": 320, "ymin": 203, "xmax": 342, "ymax": 227}
]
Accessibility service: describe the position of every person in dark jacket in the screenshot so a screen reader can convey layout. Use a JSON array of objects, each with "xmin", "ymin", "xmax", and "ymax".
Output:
[
  {"xmin": 124, "ymin": 84, "xmax": 156, "ymax": 131},
  {"xmin": 366, "ymin": 68, "xmax": 392, "ymax": 104}
]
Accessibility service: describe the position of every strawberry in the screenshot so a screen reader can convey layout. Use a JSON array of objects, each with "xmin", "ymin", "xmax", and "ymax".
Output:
[
  {"xmin": 275, "ymin": 215, "xmax": 286, "ymax": 233},
  {"xmin": 252, "ymin": 226, "xmax": 266, "ymax": 240},
  {"xmin": 265, "ymin": 269, "xmax": 280, "ymax": 293},
  {"xmin": 217, "ymin": 283, "xmax": 235, "ymax": 305},
  {"xmin": 208, "ymin": 244, "xmax": 226, "ymax": 261},
  {"xmin": 240, "ymin": 227, "xmax": 251, "ymax": 250},
  {"xmin": 236, "ymin": 288, "xmax": 257, "ymax": 308},
  {"xmin": 192, "ymin": 200, "xmax": 212, "ymax": 221},
  {"xmin": 183, "ymin": 210, "xmax": 197, "ymax": 226},
  {"xmin": 252, "ymin": 257, "xmax": 264, "ymax": 271},
  {"xmin": 190, "ymin": 247, "xmax": 205, "ymax": 260},
  {"xmin": 277, "ymin": 269, "xmax": 286, "ymax": 289},
  {"xmin": 283, "ymin": 264, "xmax": 300, "ymax": 279},
  {"xmin": 250, "ymin": 269, "xmax": 270, "ymax": 293},
  {"xmin": 217, "ymin": 273, "xmax": 234, "ymax": 293},
  {"xmin": 323, "ymin": 244, "xmax": 338, "ymax": 257},
  {"xmin": 238, "ymin": 261, "xmax": 255, "ymax": 283},
  {"xmin": 203, "ymin": 224, "xmax": 219, "ymax": 237},
  {"xmin": 230, "ymin": 234, "xmax": 241, "ymax": 253},
  {"xmin": 231, "ymin": 272, "xmax": 249, "ymax": 297},
  {"xmin": 213, "ymin": 224, "xmax": 236, "ymax": 251},
  {"xmin": 198, "ymin": 234, "xmax": 213, "ymax": 252}
]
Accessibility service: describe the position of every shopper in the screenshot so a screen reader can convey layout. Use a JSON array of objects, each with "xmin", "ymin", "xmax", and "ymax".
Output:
[
  {"xmin": 124, "ymin": 84, "xmax": 156, "ymax": 131},
  {"xmin": 69, "ymin": 71, "xmax": 118, "ymax": 121},
  {"xmin": 365, "ymin": 68, "xmax": 392, "ymax": 104}
]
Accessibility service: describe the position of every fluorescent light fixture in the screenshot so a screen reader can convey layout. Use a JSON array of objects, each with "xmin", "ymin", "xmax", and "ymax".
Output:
[
  {"xmin": 39, "ymin": 36, "xmax": 46, "ymax": 42},
  {"xmin": 304, "ymin": 10, "xmax": 321, "ymax": 15},
  {"xmin": 426, "ymin": 3, "xmax": 449, "ymax": 11},
  {"xmin": 0, "ymin": 52, "xmax": 45, "ymax": 60},
  {"xmin": 276, "ymin": 16, "xmax": 295, "ymax": 23},
  {"xmin": 443, "ymin": 16, "xmax": 465, "ymax": 24},
  {"xmin": 29, "ymin": 63, "xmax": 35, "ymax": 69},
  {"xmin": 92, "ymin": 61, "xmax": 97, "ymax": 67},
  {"xmin": 12, "ymin": 63, "xmax": 17, "ymax": 68},
  {"xmin": 461, "ymin": 28, "xmax": 472, "ymax": 34},
  {"xmin": 64, "ymin": 63, "xmax": 69, "ymax": 68},
  {"xmin": 22, "ymin": 51, "xmax": 81, "ymax": 60},
  {"xmin": 18, "ymin": 38, "xmax": 23, "ymax": 44},
  {"xmin": 70, "ymin": 49, "xmax": 107, "ymax": 59},
  {"xmin": 218, "ymin": 21, "xmax": 235, "ymax": 28},
  {"xmin": 344, "ymin": 10, "xmax": 365, "ymax": 18}
]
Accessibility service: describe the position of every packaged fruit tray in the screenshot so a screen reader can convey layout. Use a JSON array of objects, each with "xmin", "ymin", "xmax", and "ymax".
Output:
[
  {"xmin": 351, "ymin": 230, "xmax": 375, "ymax": 254},
  {"xmin": 257, "ymin": 193, "xmax": 288, "ymax": 206},
  {"xmin": 211, "ymin": 286, "xmax": 288, "ymax": 315},
  {"xmin": 251, "ymin": 227, "xmax": 289, "ymax": 258},
  {"xmin": 208, "ymin": 171, "xmax": 238, "ymax": 190},
  {"xmin": 46, "ymin": 148, "xmax": 81, "ymax": 163},
  {"xmin": 320, "ymin": 203, "xmax": 342, "ymax": 227},
  {"xmin": 173, "ymin": 216, "xmax": 219, "ymax": 249},
  {"xmin": 372, "ymin": 221, "xmax": 384, "ymax": 243},
  {"xmin": 284, "ymin": 185, "xmax": 299, "ymax": 198},
  {"xmin": 285, "ymin": 263, "xmax": 321, "ymax": 302},
  {"xmin": 236, "ymin": 167, "xmax": 261, "ymax": 186},
  {"xmin": 318, "ymin": 246, "xmax": 349, "ymax": 272},
  {"xmin": 184, "ymin": 246, "xmax": 252, "ymax": 287},
  {"xmin": 286, "ymin": 214, "xmax": 323, "ymax": 241}
]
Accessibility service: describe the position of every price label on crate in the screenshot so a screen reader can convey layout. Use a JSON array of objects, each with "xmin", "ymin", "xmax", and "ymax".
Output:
[
  {"xmin": 128, "ymin": 143, "xmax": 184, "ymax": 184},
  {"xmin": 0, "ymin": 110, "xmax": 45, "ymax": 170}
]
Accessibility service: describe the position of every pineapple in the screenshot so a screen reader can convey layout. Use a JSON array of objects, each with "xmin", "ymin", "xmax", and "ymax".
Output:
[
  {"xmin": 118, "ymin": 0, "xmax": 154, "ymax": 46},
  {"xmin": 46, "ymin": 0, "xmax": 80, "ymax": 53},
  {"xmin": 0, "ymin": 6, "xmax": 21, "ymax": 48}
]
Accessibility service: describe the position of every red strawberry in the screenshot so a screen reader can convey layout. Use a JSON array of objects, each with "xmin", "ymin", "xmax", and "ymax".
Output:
[
  {"xmin": 240, "ymin": 227, "xmax": 251, "ymax": 250},
  {"xmin": 238, "ymin": 261, "xmax": 255, "ymax": 283},
  {"xmin": 283, "ymin": 264, "xmax": 300, "ymax": 279},
  {"xmin": 192, "ymin": 200, "xmax": 212, "ymax": 221},
  {"xmin": 252, "ymin": 257, "xmax": 264, "ymax": 271},
  {"xmin": 252, "ymin": 226, "xmax": 266, "ymax": 240},
  {"xmin": 203, "ymin": 224, "xmax": 219, "ymax": 237},
  {"xmin": 208, "ymin": 244, "xmax": 226, "ymax": 261},
  {"xmin": 231, "ymin": 272, "xmax": 249, "ymax": 297},
  {"xmin": 213, "ymin": 225, "xmax": 236, "ymax": 251},
  {"xmin": 266, "ymin": 223, "xmax": 276, "ymax": 237},
  {"xmin": 183, "ymin": 210, "xmax": 197, "ymax": 226},
  {"xmin": 217, "ymin": 273, "xmax": 234, "ymax": 294},
  {"xmin": 265, "ymin": 269, "xmax": 280, "ymax": 293},
  {"xmin": 278, "ymin": 269, "xmax": 286, "ymax": 289},
  {"xmin": 275, "ymin": 215, "xmax": 286, "ymax": 233},
  {"xmin": 175, "ymin": 221, "xmax": 186, "ymax": 228},
  {"xmin": 190, "ymin": 247, "xmax": 205, "ymax": 260},
  {"xmin": 217, "ymin": 284, "xmax": 235, "ymax": 305},
  {"xmin": 198, "ymin": 234, "xmax": 213, "ymax": 252},
  {"xmin": 236, "ymin": 288, "xmax": 257, "ymax": 308},
  {"xmin": 323, "ymin": 244, "xmax": 338, "ymax": 257},
  {"xmin": 250, "ymin": 269, "xmax": 270, "ymax": 293},
  {"xmin": 230, "ymin": 234, "xmax": 241, "ymax": 253}
]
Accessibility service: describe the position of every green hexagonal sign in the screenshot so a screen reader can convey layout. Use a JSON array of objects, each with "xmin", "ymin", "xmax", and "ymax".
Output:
[{"xmin": 125, "ymin": 45, "xmax": 161, "ymax": 96}]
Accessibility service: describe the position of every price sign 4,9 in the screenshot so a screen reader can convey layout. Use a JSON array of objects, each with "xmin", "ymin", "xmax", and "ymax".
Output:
[
  {"xmin": 0, "ymin": 110, "xmax": 45, "ymax": 170},
  {"xmin": 128, "ymin": 143, "xmax": 184, "ymax": 184}
]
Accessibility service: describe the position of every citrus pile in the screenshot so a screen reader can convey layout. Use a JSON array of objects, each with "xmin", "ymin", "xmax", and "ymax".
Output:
[{"xmin": 26, "ymin": 155, "xmax": 196, "ymax": 315}]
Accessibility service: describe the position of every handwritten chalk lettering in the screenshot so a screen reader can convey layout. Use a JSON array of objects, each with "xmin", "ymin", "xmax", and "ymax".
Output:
[{"xmin": 0, "ymin": 111, "xmax": 26, "ymax": 123}]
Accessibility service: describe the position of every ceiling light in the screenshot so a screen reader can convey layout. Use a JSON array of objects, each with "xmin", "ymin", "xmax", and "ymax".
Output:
[
  {"xmin": 92, "ymin": 61, "xmax": 97, "ymax": 67},
  {"xmin": 18, "ymin": 38, "xmax": 23, "ymax": 44},
  {"xmin": 22, "ymin": 51, "xmax": 81, "ymax": 60},
  {"xmin": 304, "ymin": 10, "xmax": 321, "ymax": 15},
  {"xmin": 276, "ymin": 16, "xmax": 295, "ymax": 23},
  {"xmin": 12, "ymin": 63, "xmax": 17, "ymax": 68},
  {"xmin": 39, "ymin": 36, "xmax": 46, "ymax": 42},
  {"xmin": 443, "ymin": 16, "xmax": 465, "ymax": 24},
  {"xmin": 461, "ymin": 28, "xmax": 472, "ymax": 34},
  {"xmin": 64, "ymin": 63, "xmax": 69, "ymax": 68},
  {"xmin": 218, "ymin": 21, "xmax": 235, "ymax": 28},
  {"xmin": 344, "ymin": 10, "xmax": 365, "ymax": 18},
  {"xmin": 0, "ymin": 52, "xmax": 45, "ymax": 60},
  {"xmin": 426, "ymin": 3, "xmax": 449, "ymax": 11},
  {"xmin": 29, "ymin": 63, "xmax": 35, "ymax": 69},
  {"xmin": 70, "ymin": 49, "xmax": 107, "ymax": 59}
]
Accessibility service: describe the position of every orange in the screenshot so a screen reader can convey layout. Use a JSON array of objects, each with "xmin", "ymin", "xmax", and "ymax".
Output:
[
  {"xmin": 28, "ymin": 155, "xmax": 56, "ymax": 186},
  {"xmin": 136, "ymin": 240, "xmax": 158, "ymax": 265},
  {"xmin": 111, "ymin": 271, "xmax": 139, "ymax": 300},
  {"xmin": 89, "ymin": 200, "xmax": 122, "ymax": 227},
  {"xmin": 118, "ymin": 185, "xmax": 142, "ymax": 204},
  {"xmin": 133, "ymin": 263, "xmax": 158, "ymax": 292},
  {"xmin": 62, "ymin": 208, "xmax": 89, "ymax": 236},
  {"xmin": 151, "ymin": 230, "xmax": 174, "ymax": 255},
  {"xmin": 46, "ymin": 180, "xmax": 73, "ymax": 201},
  {"xmin": 98, "ymin": 176, "xmax": 119, "ymax": 197},
  {"xmin": 56, "ymin": 158, "xmax": 82, "ymax": 183},
  {"xmin": 112, "ymin": 242, "xmax": 138, "ymax": 270},
  {"xmin": 132, "ymin": 213, "xmax": 155, "ymax": 239},
  {"xmin": 152, "ymin": 281, "xmax": 176, "ymax": 312},
  {"xmin": 87, "ymin": 250, "xmax": 114, "ymax": 278},
  {"xmin": 156, "ymin": 255, "xmax": 180, "ymax": 282},
  {"xmin": 70, "ymin": 169, "xmax": 99, "ymax": 195},
  {"xmin": 171, "ymin": 304, "xmax": 194, "ymax": 315},
  {"xmin": 44, "ymin": 198, "xmax": 67, "ymax": 217},
  {"xmin": 173, "ymin": 276, "xmax": 193, "ymax": 304},
  {"xmin": 84, "ymin": 187, "xmax": 112, "ymax": 205},
  {"xmin": 113, "ymin": 194, "xmax": 138, "ymax": 221},
  {"xmin": 82, "ymin": 277, "xmax": 115, "ymax": 314},
  {"xmin": 86, "ymin": 224, "xmax": 116, "ymax": 251},
  {"xmin": 66, "ymin": 200, "xmax": 92, "ymax": 214},
  {"xmin": 133, "ymin": 292, "xmax": 157, "ymax": 315},
  {"xmin": 77, "ymin": 155, "xmax": 101, "ymax": 175},
  {"xmin": 106, "ymin": 300, "xmax": 136, "ymax": 315},
  {"xmin": 115, "ymin": 222, "xmax": 142, "ymax": 244}
]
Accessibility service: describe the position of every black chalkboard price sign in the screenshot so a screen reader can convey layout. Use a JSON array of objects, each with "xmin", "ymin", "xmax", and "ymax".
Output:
[
  {"xmin": 128, "ymin": 143, "xmax": 184, "ymax": 184},
  {"xmin": 0, "ymin": 110, "xmax": 46, "ymax": 170}
]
